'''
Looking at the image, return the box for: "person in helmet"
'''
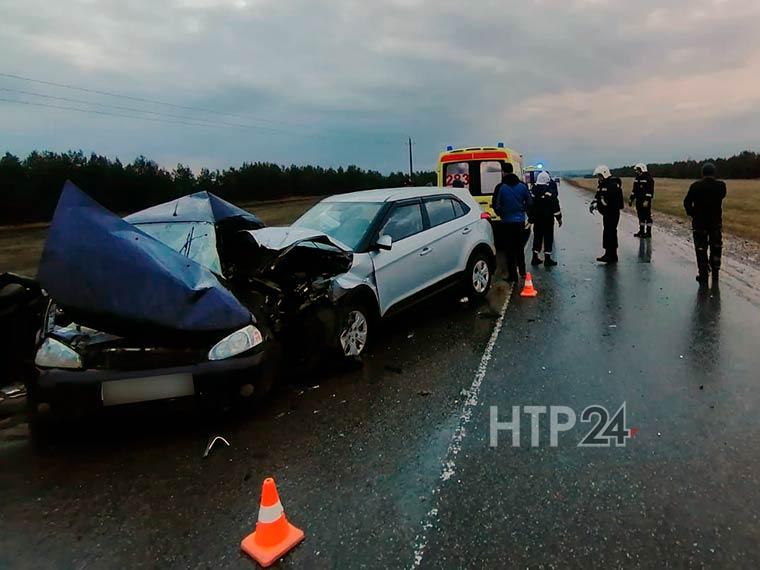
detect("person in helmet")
[492,162,532,282]
[630,163,655,238]
[684,162,727,285]
[529,171,562,267]
[592,165,624,263]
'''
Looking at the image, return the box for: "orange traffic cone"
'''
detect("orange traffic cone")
[520,272,538,297]
[241,478,305,567]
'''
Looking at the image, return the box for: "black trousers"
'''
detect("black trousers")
[635,201,652,225]
[602,211,620,251]
[501,222,530,278]
[532,217,555,254]
[693,226,722,275]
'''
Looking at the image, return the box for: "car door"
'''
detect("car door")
[370,199,436,314]
[421,195,472,281]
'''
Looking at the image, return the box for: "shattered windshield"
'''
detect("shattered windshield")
[292,202,383,251]
[134,222,222,275]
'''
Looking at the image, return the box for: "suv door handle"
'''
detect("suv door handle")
[462,227,472,235]
[419,247,432,256]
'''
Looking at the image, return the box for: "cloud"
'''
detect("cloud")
[0,0,758,171]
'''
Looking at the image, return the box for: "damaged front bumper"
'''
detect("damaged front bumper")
[29,342,281,420]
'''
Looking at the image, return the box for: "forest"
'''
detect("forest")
[0,150,436,224]
[611,150,760,179]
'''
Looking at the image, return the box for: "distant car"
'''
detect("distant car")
[30,183,494,424]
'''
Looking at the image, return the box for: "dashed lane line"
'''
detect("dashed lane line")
[410,284,514,568]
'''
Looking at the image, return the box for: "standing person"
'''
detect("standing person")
[684,163,726,285]
[492,162,532,282]
[630,163,655,238]
[530,171,563,267]
[591,165,624,263]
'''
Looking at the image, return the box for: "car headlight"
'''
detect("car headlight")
[208,325,263,361]
[35,337,83,369]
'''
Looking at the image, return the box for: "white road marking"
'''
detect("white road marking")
[410,285,513,568]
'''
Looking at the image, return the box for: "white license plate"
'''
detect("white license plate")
[101,373,195,407]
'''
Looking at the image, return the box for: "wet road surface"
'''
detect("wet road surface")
[1,186,759,568]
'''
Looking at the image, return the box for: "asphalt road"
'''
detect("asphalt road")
[1,185,759,569]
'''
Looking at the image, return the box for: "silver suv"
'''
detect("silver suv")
[280,186,496,357]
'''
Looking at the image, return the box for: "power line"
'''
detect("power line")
[0,87,300,135]
[0,95,405,146]
[0,97,243,129]
[0,71,402,140]
[0,71,292,127]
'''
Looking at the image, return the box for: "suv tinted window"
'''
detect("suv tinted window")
[452,199,468,218]
[425,197,457,227]
[379,203,424,241]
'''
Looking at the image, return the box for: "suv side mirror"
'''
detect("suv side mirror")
[375,235,393,251]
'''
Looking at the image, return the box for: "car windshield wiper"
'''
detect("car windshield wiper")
[179,225,208,258]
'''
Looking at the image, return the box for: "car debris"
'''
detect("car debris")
[1,383,26,399]
[203,435,230,457]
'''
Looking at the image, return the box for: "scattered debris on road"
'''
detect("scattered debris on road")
[203,435,230,458]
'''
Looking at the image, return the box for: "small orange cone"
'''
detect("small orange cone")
[520,272,538,297]
[241,478,304,567]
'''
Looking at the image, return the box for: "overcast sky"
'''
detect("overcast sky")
[2,0,759,173]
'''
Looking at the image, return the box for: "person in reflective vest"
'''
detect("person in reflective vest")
[529,171,562,267]
[630,163,655,238]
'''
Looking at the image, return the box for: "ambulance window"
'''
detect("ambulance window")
[444,162,470,188]
[480,162,503,195]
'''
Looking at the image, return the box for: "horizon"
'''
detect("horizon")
[4,147,756,178]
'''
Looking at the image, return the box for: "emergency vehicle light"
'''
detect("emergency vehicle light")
[497,142,504,148]
[446,145,453,151]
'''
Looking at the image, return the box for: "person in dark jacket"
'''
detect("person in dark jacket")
[492,162,532,282]
[630,163,655,238]
[591,165,624,263]
[530,171,563,267]
[684,162,727,285]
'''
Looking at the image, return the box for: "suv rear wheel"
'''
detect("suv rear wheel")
[465,251,493,299]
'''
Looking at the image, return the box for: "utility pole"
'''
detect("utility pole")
[407,137,414,184]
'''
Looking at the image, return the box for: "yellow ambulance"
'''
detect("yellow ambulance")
[436,143,524,220]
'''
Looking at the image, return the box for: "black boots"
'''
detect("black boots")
[531,252,557,266]
[597,250,618,263]
[634,225,645,238]
[645,225,652,238]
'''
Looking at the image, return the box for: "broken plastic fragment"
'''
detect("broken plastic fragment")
[203,435,230,457]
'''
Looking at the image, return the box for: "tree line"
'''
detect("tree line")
[611,150,760,179]
[0,150,436,225]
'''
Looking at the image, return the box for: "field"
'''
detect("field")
[566,178,760,243]
[0,195,320,276]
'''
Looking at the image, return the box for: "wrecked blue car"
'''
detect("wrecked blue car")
[30,182,354,422]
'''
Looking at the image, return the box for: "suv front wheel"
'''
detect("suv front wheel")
[337,301,371,358]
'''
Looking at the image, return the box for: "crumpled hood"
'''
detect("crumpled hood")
[246,227,351,252]
[38,181,253,336]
